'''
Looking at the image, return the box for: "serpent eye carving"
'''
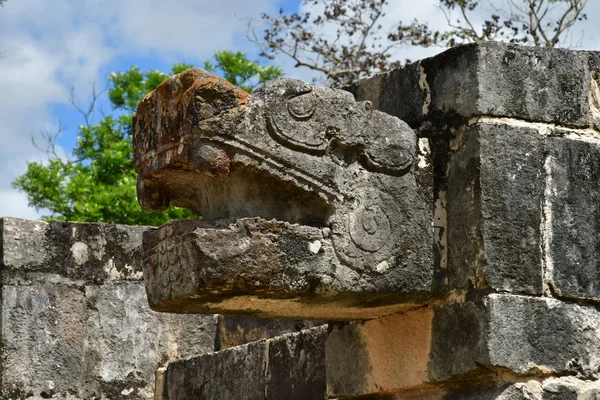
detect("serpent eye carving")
[266,81,329,153]
[287,92,317,120]
[349,205,391,253]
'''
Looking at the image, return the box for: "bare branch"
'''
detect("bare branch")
[68,81,109,128]
[31,119,69,161]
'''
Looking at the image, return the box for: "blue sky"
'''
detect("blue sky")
[1,0,599,220]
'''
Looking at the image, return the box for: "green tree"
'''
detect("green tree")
[13,51,282,225]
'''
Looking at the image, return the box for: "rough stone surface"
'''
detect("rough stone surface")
[440,378,600,400]
[545,135,600,300]
[216,315,324,349]
[446,122,545,294]
[134,69,433,319]
[0,218,218,399]
[1,284,86,398]
[348,42,591,128]
[1,217,147,284]
[430,294,600,381]
[326,307,433,398]
[161,326,327,400]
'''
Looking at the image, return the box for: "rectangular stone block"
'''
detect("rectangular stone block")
[430,294,600,381]
[447,122,545,294]
[326,307,433,398]
[0,217,149,284]
[216,315,324,350]
[545,135,600,301]
[440,378,600,400]
[349,42,591,128]
[1,284,86,398]
[161,326,327,400]
[82,282,217,398]
[143,218,433,320]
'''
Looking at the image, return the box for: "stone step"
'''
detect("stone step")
[156,325,327,400]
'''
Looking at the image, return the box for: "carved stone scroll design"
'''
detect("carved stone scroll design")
[134,68,431,303]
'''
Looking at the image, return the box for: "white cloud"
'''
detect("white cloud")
[0,191,45,220]
[0,0,280,220]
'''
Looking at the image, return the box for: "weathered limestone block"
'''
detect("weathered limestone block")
[431,294,600,381]
[134,69,433,319]
[545,135,600,300]
[348,42,592,128]
[441,377,600,400]
[159,326,327,400]
[446,122,545,294]
[216,315,324,349]
[1,284,86,398]
[325,294,600,398]
[0,217,218,399]
[1,217,146,284]
[327,307,433,398]
[82,282,217,398]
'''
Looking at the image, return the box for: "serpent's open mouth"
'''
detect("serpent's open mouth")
[146,161,334,228]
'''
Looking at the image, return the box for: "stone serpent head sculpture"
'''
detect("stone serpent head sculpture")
[134,69,431,318]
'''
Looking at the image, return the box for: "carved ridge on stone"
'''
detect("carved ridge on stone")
[133,68,432,318]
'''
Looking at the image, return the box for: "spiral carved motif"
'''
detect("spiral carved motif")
[349,205,391,253]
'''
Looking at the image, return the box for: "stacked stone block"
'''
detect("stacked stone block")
[0,218,218,399]
[136,42,600,399]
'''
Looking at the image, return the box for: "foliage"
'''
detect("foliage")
[204,50,283,92]
[253,0,588,86]
[13,52,281,225]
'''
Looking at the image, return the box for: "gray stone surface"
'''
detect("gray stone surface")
[161,326,327,400]
[1,284,86,398]
[348,42,591,128]
[446,122,545,294]
[546,135,600,300]
[0,218,218,399]
[430,294,600,381]
[216,315,324,349]
[440,378,600,400]
[134,69,434,319]
[1,217,148,284]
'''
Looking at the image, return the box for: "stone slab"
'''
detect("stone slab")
[160,326,327,400]
[348,42,591,128]
[446,122,545,294]
[142,218,432,320]
[1,217,149,284]
[326,307,433,398]
[440,377,600,400]
[545,135,600,301]
[431,294,600,381]
[216,315,324,349]
[0,284,86,399]
[81,282,217,398]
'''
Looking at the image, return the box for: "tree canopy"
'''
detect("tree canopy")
[13,52,282,225]
[252,0,588,86]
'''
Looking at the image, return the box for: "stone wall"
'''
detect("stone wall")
[4,41,600,400]
[0,218,217,399]
[147,42,600,399]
